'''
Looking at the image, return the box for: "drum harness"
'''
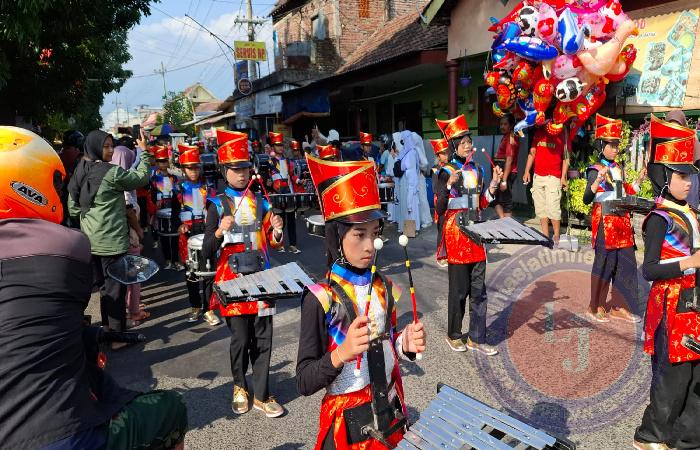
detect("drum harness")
[327,273,407,446]
[218,192,265,275]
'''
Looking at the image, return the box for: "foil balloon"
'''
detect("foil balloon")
[546,122,564,135]
[517,5,539,37]
[577,19,638,76]
[553,102,576,124]
[599,0,630,36]
[499,36,559,61]
[492,102,505,118]
[512,61,542,89]
[488,1,524,33]
[485,71,501,87]
[493,52,521,71]
[536,3,559,45]
[568,0,607,14]
[605,44,637,82]
[514,96,538,135]
[552,54,582,79]
[492,22,521,50]
[496,76,516,109]
[558,8,590,55]
[533,78,554,114]
[555,77,587,102]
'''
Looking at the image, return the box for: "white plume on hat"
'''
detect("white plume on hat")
[327,129,340,141]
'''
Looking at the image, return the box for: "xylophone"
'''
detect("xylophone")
[457,217,553,247]
[397,384,576,450]
[213,262,314,306]
[602,196,656,215]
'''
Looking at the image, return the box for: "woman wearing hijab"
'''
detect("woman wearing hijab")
[110,145,150,325]
[412,132,433,230]
[394,130,424,234]
[68,130,151,338]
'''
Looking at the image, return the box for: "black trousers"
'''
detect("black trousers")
[447,261,488,342]
[91,253,127,332]
[285,211,297,247]
[225,315,273,401]
[186,276,211,310]
[159,235,179,263]
[590,227,638,312]
[635,318,700,449]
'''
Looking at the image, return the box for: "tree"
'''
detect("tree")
[0,0,155,132]
[161,91,195,136]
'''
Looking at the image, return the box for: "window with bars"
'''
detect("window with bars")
[358,0,369,18]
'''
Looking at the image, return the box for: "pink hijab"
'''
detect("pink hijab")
[111,145,135,170]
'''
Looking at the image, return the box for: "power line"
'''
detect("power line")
[126,53,227,78]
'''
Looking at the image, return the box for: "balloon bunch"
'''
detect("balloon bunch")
[485,0,639,136]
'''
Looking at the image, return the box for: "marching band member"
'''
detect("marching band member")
[176,144,220,326]
[583,114,645,323]
[430,138,449,267]
[318,144,340,162]
[149,145,182,269]
[296,155,426,449]
[435,115,502,356]
[634,115,700,450]
[203,130,285,418]
[269,131,300,254]
[359,131,375,161]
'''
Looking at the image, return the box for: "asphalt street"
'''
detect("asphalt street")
[90,211,652,450]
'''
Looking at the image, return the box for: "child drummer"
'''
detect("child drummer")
[203,130,286,418]
[582,114,646,323]
[296,155,426,449]
[149,145,182,270]
[176,143,220,326]
[634,115,700,450]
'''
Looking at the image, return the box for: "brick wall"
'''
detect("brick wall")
[273,0,417,74]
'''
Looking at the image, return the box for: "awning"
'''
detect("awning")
[282,111,330,125]
[193,111,236,126]
[181,111,223,126]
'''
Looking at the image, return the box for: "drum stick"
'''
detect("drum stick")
[398,234,422,361]
[481,148,496,168]
[253,174,272,203]
[463,147,476,165]
[355,237,384,377]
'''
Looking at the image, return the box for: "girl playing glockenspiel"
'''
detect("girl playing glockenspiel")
[296,155,425,449]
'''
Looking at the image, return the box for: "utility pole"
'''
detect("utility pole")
[234,0,266,81]
[154,62,167,98]
[112,98,122,127]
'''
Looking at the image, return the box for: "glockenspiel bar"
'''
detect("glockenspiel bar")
[418,407,493,450]
[425,402,519,450]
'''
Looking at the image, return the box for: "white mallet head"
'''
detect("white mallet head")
[353,368,361,377]
[416,353,423,361]
[481,148,486,152]
[398,234,409,247]
[373,237,384,251]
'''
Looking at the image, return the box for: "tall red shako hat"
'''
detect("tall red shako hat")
[153,145,169,161]
[217,129,251,168]
[306,154,384,224]
[359,132,373,145]
[649,114,698,174]
[178,143,201,166]
[317,144,339,160]
[435,114,470,140]
[594,114,622,141]
[268,131,284,145]
[430,138,449,154]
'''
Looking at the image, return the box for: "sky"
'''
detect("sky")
[100,0,277,121]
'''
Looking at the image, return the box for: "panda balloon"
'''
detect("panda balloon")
[555,77,586,102]
[517,6,538,37]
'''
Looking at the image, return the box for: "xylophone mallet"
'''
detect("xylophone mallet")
[355,237,384,377]
[480,148,497,168]
[398,234,422,361]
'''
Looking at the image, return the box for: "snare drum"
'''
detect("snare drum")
[306,214,325,238]
[378,182,395,204]
[186,234,215,278]
[156,208,178,236]
[269,194,291,215]
[179,211,205,235]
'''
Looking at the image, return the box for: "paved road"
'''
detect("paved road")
[91,213,651,450]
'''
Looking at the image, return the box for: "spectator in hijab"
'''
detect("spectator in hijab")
[110,146,150,326]
[395,130,430,233]
[412,132,433,229]
[68,131,151,337]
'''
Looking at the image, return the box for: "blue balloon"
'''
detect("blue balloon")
[558,8,589,55]
[498,37,558,61]
[514,95,538,134]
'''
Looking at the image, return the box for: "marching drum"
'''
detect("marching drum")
[269,193,293,215]
[179,211,205,235]
[306,214,325,238]
[185,234,215,278]
[294,192,315,212]
[156,208,179,236]
[200,153,218,179]
[378,182,395,204]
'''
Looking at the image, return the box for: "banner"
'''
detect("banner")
[234,61,248,83]
[234,41,267,61]
[626,9,699,107]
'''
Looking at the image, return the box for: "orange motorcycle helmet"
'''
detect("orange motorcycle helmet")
[0,126,66,224]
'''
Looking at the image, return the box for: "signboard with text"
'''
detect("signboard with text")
[234,41,267,61]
